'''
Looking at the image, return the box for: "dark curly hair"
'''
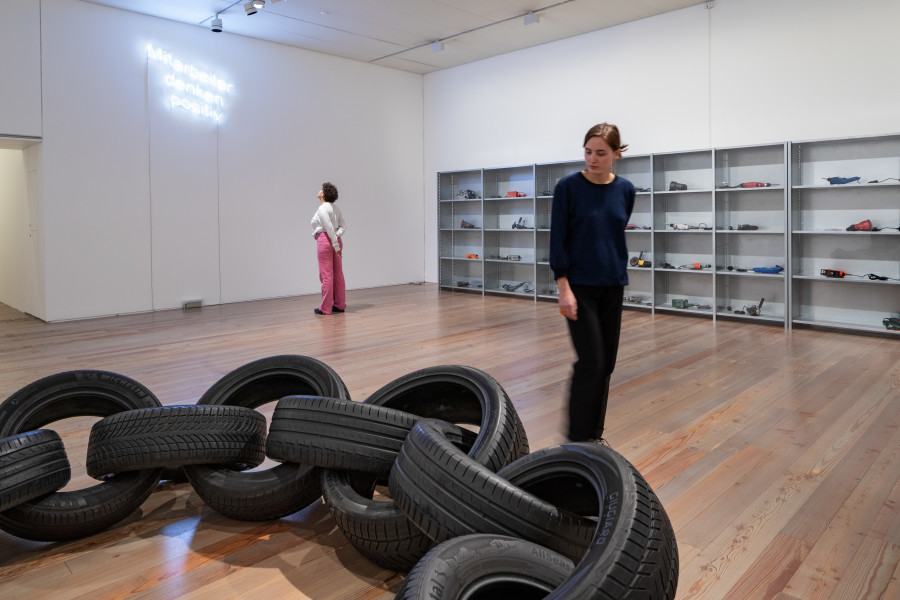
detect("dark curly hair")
[321,182,339,203]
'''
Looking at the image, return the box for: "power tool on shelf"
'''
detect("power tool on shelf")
[753,265,784,274]
[629,251,652,268]
[732,298,765,315]
[821,269,897,281]
[746,298,765,316]
[823,176,861,185]
[669,223,712,230]
[845,219,900,231]
[718,182,776,188]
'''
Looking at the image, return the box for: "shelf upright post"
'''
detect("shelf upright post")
[652,156,657,316]
[781,142,791,329]
[710,149,718,324]
[531,164,537,301]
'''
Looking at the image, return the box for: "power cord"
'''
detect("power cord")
[822,269,899,281]
[850,273,899,281]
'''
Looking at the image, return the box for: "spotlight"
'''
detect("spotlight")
[211,17,223,32]
[244,2,257,15]
[524,12,540,25]
[252,0,266,8]
[431,41,444,52]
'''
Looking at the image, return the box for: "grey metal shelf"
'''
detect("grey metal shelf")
[438,134,899,335]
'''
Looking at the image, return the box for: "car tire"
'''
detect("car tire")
[320,365,528,571]
[495,441,679,600]
[184,355,350,521]
[389,419,596,561]
[266,396,475,480]
[86,405,266,479]
[0,430,71,513]
[394,534,574,599]
[0,370,163,541]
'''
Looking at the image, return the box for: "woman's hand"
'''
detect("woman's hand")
[556,277,577,321]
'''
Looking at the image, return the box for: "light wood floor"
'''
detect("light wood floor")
[0,283,898,599]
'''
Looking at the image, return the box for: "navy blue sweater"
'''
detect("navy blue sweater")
[549,171,635,286]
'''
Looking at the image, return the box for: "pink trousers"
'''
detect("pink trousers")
[316,233,345,314]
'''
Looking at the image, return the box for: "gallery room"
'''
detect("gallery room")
[0,0,897,598]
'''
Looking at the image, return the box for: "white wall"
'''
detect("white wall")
[5,0,898,319]
[709,0,900,146]
[32,0,424,321]
[422,0,900,282]
[0,1,41,138]
[0,150,28,312]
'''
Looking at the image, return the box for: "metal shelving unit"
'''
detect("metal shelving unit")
[437,133,900,336]
[438,170,483,292]
[713,143,789,326]
[789,134,900,335]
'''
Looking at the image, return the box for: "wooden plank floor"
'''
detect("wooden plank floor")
[0,283,898,599]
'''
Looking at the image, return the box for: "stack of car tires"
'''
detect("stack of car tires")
[0,355,678,599]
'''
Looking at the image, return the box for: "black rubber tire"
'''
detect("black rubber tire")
[360,364,529,471]
[390,419,595,561]
[0,430,71,513]
[0,370,163,541]
[183,355,350,521]
[495,442,679,600]
[86,405,267,479]
[195,354,351,408]
[394,534,575,600]
[266,396,475,480]
[320,365,529,571]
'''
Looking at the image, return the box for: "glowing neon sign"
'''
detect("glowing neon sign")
[147,44,233,122]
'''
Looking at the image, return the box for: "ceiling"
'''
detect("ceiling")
[83,0,709,74]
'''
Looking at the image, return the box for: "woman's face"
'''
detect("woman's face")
[317,189,324,201]
[584,136,618,175]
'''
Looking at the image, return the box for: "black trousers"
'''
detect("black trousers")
[565,285,624,441]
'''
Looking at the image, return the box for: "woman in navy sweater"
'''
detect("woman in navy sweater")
[549,123,635,443]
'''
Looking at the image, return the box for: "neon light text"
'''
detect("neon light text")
[147,44,232,122]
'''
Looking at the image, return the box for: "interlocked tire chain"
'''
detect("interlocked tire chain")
[0,357,678,599]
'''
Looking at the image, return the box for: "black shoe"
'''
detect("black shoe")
[314,308,327,315]
[332,306,345,313]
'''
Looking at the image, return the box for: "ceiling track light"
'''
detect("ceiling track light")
[373,0,574,63]
[243,2,258,15]
[211,15,223,32]
[252,0,266,8]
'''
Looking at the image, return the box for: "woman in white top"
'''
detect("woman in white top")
[310,182,346,315]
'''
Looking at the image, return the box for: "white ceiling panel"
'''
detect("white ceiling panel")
[82,0,709,73]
